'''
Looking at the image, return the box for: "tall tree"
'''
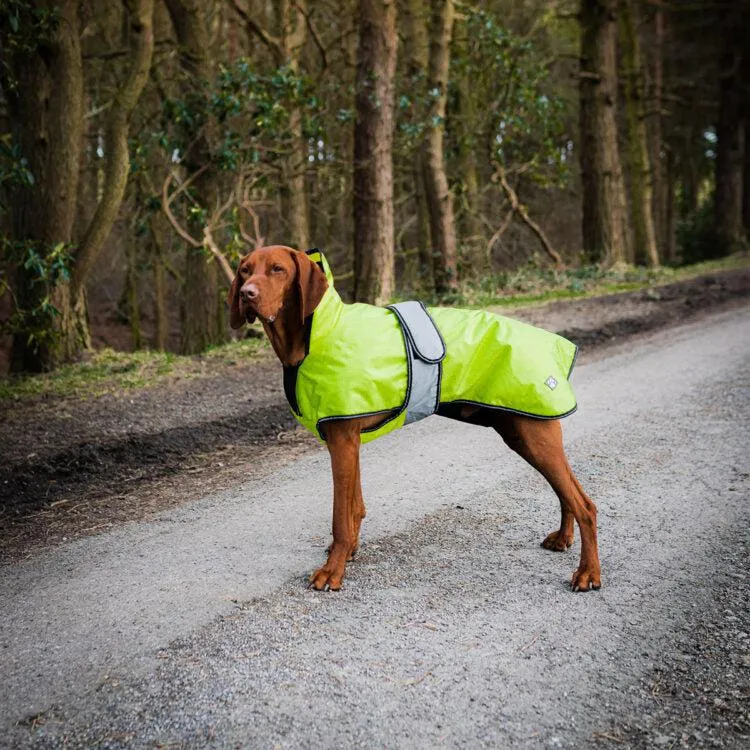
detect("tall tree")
[620,0,658,266]
[579,0,629,266]
[650,7,666,255]
[400,0,433,289]
[4,0,154,371]
[422,0,458,291]
[452,18,482,269]
[353,0,398,304]
[713,6,745,254]
[232,0,310,249]
[163,0,226,354]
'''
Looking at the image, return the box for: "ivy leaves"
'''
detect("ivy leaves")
[453,7,570,187]
[152,61,322,177]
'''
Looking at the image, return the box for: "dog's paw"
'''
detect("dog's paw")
[570,566,601,592]
[541,529,574,551]
[308,564,344,591]
[309,545,349,591]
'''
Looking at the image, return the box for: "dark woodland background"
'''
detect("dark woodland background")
[1,0,748,374]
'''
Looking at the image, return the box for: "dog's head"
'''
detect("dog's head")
[228,245,328,330]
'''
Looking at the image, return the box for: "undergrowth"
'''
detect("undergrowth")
[0,335,268,402]
[0,253,746,404]
[426,253,749,309]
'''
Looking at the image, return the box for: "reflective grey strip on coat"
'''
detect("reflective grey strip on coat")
[386,301,446,425]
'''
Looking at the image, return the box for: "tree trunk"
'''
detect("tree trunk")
[164,0,227,353]
[620,0,658,266]
[665,146,677,263]
[353,0,398,304]
[281,106,310,249]
[422,0,458,291]
[715,66,745,253]
[454,19,482,270]
[650,8,665,251]
[235,0,310,248]
[270,0,309,249]
[714,11,745,254]
[124,239,143,350]
[8,0,84,372]
[400,0,434,290]
[71,0,155,298]
[579,0,629,266]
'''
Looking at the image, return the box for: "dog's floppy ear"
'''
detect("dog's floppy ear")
[228,270,254,329]
[290,250,328,323]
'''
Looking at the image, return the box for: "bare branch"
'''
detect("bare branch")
[161,171,202,248]
[203,226,236,285]
[496,168,563,268]
[237,180,268,249]
[486,209,514,262]
[230,0,283,63]
[298,2,327,69]
[287,0,308,54]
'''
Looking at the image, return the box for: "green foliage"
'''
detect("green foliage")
[151,60,322,176]
[0,122,74,353]
[0,0,60,94]
[452,6,571,187]
[413,254,749,309]
[133,59,324,263]
[0,134,34,188]
[0,239,74,352]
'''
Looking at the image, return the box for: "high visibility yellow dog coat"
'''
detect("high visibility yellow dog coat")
[284,250,578,443]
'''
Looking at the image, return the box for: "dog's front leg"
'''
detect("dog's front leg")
[309,420,361,591]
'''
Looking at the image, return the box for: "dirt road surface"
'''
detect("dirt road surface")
[2,304,750,748]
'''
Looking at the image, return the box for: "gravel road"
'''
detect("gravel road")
[2,305,749,748]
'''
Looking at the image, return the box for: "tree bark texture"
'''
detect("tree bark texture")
[8,0,84,371]
[72,0,155,298]
[353,0,398,305]
[453,19,482,269]
[422,0,458,291]
[164,0,226,353]
[665,146,677,262]
[579,0,629,266]
[714,55,745,252]
[234,0,310,249]
[122,232,143,350]
[277,1,309,250]
[650,8,665,251]
[714,8,746,253]
[151,213,169,351]
[620,0,658,266]
[400,0,433,290]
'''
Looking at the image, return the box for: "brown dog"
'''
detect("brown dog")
[228,245,601,592]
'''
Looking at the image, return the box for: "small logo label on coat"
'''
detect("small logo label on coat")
[545,376,558,390]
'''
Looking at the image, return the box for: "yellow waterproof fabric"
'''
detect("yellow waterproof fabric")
[290,252,577,443]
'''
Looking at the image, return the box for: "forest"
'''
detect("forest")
[0,0,748,374]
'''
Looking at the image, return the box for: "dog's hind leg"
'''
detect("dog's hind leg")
[494,414,601,591]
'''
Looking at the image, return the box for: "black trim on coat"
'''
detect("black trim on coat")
[315,307,413,442]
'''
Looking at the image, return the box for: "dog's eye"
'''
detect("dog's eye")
[271,265,285,274]
[240,267,250,277]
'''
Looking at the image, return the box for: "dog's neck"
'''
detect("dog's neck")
[262,295,307,367]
